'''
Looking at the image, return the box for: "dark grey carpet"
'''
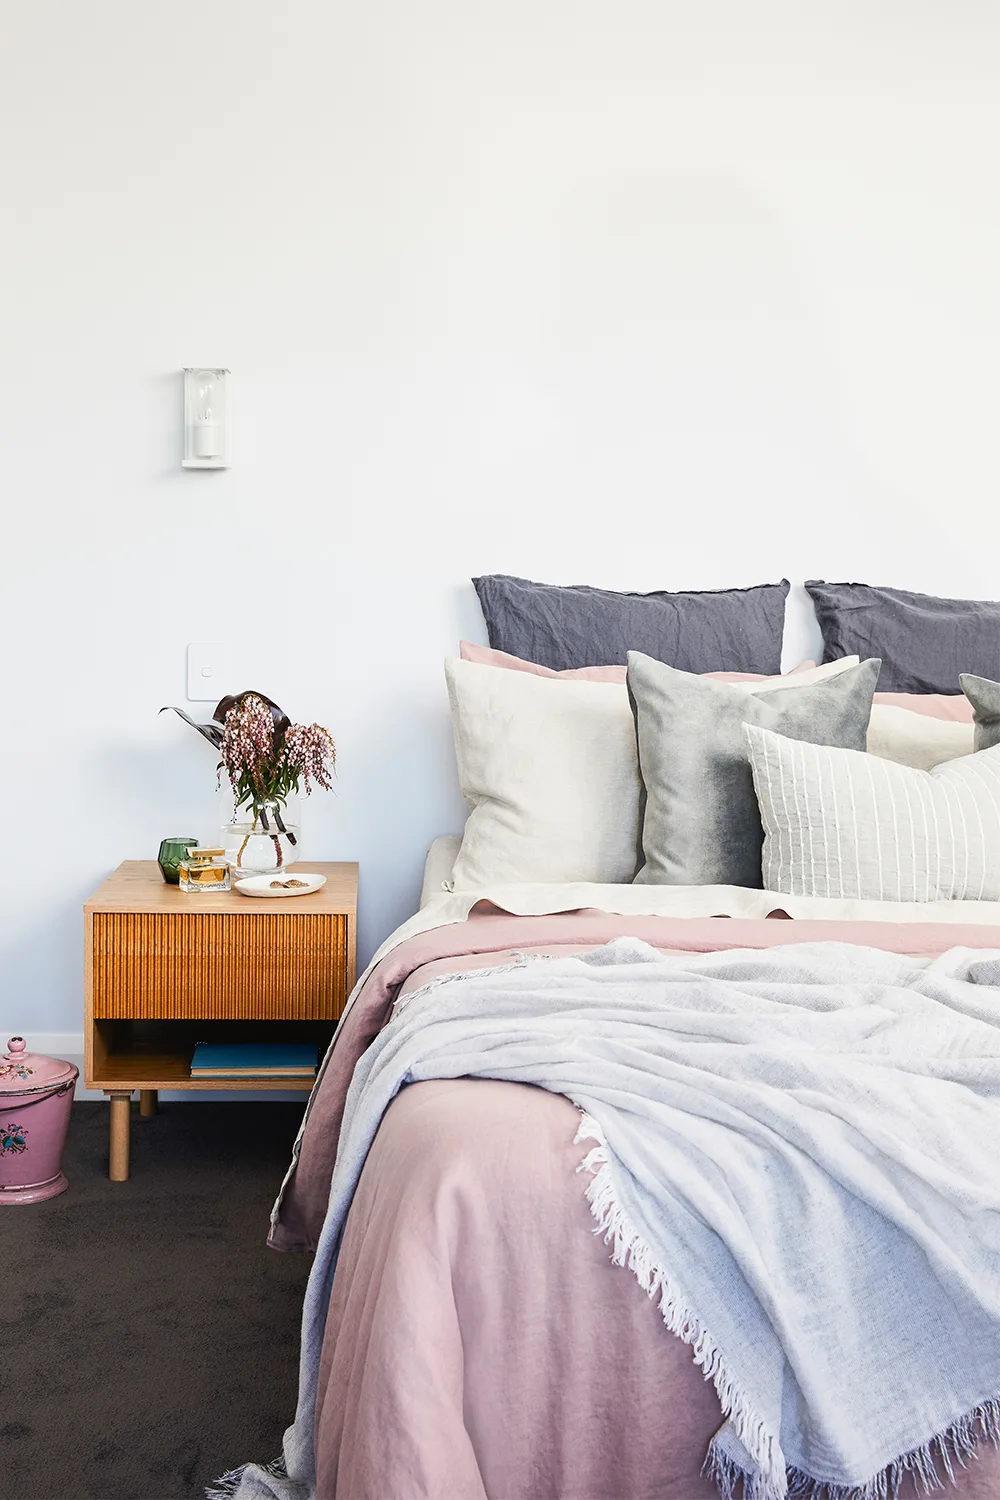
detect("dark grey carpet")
[3,1101,311,1500]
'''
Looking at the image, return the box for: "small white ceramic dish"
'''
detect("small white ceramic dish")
[234,872,327,899]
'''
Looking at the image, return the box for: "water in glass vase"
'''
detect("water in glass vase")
[222,801,300,877]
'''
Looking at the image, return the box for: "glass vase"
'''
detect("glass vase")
[221,800,300,878]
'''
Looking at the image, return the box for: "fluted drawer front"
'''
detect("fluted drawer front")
[92,912,349,1019]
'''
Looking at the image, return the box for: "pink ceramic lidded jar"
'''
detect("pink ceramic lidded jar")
[0,1036,78,1203]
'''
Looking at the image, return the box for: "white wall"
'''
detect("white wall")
[3,1,1000,1038]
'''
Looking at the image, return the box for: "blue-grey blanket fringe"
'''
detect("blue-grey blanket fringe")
[786,1396,997,1500]
[709,1411,1000,1500]
[206,1455,287,1500]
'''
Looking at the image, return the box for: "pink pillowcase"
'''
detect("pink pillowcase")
[459,642,976,720]
[458,641,816,686]
[872,692,973,722]
[459,641,627,681]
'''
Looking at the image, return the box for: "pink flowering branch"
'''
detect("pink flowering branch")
[161,689,336,839]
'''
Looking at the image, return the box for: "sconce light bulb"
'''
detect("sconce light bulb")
[191,370,222,458]
[195,376,215,425]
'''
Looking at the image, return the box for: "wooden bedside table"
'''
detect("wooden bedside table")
[84,860,357,1181]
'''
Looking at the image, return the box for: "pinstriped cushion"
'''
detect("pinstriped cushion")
[745,723,1000,902]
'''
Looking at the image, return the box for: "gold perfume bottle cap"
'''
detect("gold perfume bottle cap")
[186,847,226,864]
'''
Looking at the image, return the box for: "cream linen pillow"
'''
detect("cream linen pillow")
[445,658,641,888]
[866,704,974,771]
[445,655,864,891]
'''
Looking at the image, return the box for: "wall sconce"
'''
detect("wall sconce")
[182,368,229,468]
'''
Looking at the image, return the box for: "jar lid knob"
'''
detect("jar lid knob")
[6,1036,26,1059]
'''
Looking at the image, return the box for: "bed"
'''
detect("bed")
[221,883,1000,1500]
[217,580,1000,1500]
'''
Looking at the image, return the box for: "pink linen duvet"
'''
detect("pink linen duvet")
[270,909,1000,1500]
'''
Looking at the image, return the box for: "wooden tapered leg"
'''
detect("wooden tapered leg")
[139,1089,158,1118]
[108,1092,132,1181]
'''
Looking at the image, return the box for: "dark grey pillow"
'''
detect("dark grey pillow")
[628,652,882,888]
[473,575,789,674]
[806,580,1000,695]
[960,674,1000,751]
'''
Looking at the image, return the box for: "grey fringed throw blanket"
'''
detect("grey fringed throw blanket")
[220,939,1000,1500]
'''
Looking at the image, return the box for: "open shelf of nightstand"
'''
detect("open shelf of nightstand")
[90,1018,336,1092]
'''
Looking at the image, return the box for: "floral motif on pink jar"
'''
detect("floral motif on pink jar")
[0,1060,34,1082]
[1,1123,28,1154]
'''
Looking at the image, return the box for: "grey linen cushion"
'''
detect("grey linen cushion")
[746,723,1000,902]
[961,674,1000,751]
[806,579,1000,695]
[628,652,881,888]
[473,575,789,674]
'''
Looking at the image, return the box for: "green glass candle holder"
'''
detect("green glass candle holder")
[158,837,199,885]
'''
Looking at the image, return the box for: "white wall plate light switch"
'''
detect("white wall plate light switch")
[187,642,230,703]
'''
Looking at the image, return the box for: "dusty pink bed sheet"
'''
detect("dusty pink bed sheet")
[273,909,1000,1499]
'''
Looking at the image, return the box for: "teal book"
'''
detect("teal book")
[190,1042,318,1078]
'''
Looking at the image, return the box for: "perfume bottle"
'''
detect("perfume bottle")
[178,847,231,893]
